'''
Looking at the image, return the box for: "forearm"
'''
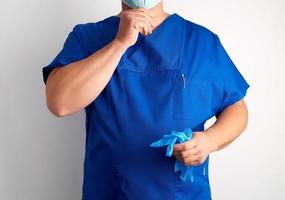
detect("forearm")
[204,99,249,152]
[46,39,129,117]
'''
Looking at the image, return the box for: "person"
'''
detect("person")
[42,0,250,199]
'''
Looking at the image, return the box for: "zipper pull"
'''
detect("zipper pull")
[181,73,186,88]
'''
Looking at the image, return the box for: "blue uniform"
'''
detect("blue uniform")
[42,13,250,200]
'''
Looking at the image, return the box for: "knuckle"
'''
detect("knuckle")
[146,19,151,27]
[196,148,202,154]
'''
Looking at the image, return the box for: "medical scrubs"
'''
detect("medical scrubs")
[42,13,250,200]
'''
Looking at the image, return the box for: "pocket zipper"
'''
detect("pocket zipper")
[181,73,186,88]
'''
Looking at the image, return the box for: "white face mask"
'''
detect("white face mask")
[121,0,161,9]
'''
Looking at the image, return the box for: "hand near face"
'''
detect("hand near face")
[115,8,155,48]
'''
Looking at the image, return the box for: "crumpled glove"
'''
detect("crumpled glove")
[149,128,197,182]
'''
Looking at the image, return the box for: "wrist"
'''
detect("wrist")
[111,38,130,52]
[204,128,219,153]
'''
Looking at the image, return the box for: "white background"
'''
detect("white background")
[1,0,284,199]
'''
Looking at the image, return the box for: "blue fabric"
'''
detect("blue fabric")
[150,128,205,182]
[42,13,250,200]
[42,25,88,84]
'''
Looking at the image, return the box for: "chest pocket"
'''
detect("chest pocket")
[173,73,211,120]
[117,63,180,122]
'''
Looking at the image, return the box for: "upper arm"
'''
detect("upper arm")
[45,67,61,85]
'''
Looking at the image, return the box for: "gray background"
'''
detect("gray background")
[1,0,284,199]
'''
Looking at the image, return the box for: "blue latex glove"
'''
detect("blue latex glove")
[149,128,196,182]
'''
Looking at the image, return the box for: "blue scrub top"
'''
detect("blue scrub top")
[42,13,250,200]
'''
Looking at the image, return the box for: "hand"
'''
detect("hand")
[173,131,217,166]
[114,8,155,48]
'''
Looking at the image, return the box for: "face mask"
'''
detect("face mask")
[121,0,161,9]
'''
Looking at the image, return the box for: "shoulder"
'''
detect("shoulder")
[180,17,226,58]
[72,15,116,36]
[68,16,118,52]
[182,18,220,45]
[71,20,106,37]
[66,16,117,55]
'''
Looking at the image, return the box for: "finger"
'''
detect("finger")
[184,154,203,165]
[180,147,200,159]
[141,14,154,32]
[130,9,154,31]
[131,19,145,35]
[127,12,149,35]
[132,9,154,27]
[186,159,203,166]
[173,139,198,151]
[134,16,152,34]
[173,146,199,158]
[135,20,149,35]
[140,11,155,29]
[131,13,153,34]
[174,152,200,166]
[173,152,183,162]
[186,153,201,161]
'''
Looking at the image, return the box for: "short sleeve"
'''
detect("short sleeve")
[214,35,250,117]
[42,25,87,84]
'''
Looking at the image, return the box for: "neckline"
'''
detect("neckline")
[109,12,179,38]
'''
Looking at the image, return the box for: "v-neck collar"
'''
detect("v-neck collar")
[105,13,186,72]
